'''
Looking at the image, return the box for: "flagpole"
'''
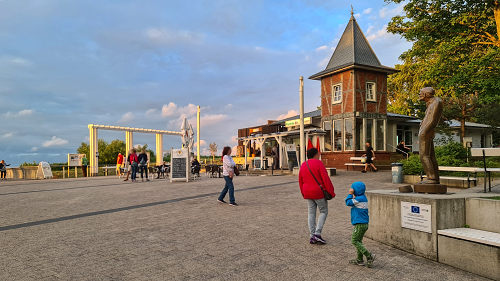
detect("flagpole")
[299,76,305,165]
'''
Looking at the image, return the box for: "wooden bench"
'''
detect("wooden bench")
[471,148,500,192]
[345,157,370,170]
[438,166,478,188]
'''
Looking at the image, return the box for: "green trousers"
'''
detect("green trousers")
[351,223,371,261]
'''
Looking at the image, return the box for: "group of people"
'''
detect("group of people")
[217,146,375,267]
[116,149,150,182]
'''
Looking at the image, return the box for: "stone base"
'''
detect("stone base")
[413,184,447,194]
[399,185,414,193]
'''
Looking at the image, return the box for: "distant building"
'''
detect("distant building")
[237,14,494,169]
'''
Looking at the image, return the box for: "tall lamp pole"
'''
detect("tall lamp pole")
[299,76,305,165]
[197,105,201,162]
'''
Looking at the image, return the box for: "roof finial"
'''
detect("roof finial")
[350,5,354,17]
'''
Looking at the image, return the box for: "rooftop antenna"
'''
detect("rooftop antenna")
[351,5,354,17]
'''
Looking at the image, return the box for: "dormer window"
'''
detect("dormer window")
[332,84,342,104]
[366,82,376,102]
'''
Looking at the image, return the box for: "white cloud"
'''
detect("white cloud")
[42,136,68,147]
[4,109,33,118]
[0,56,33,67]
[379,4,404,19]
[31,147,39,152]
[194,139,207,148]
[144,27,203,46]
[366,25,390,41]
[1,132,13,138]
[276,110,298,120]
[119,112,134,123]
[315,45,328,52]
[145,108,158,117]
[161,102,178,117]
[201,114,228,126]
[363,8,373,15]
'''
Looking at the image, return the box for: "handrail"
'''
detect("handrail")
[386,143,409,159]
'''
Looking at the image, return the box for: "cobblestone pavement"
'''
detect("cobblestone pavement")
[0,171,492,280]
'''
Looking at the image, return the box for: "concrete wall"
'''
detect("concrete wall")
[438,235,500,281]
[5,167,38,180]
[466,198,500,233]
[366,191,466,261]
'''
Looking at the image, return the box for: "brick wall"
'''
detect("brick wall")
[321,151,392,170]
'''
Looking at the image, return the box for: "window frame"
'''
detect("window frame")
[366,82,376,102]
[332,83,342,104]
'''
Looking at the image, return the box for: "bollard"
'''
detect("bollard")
[63,166,65,179]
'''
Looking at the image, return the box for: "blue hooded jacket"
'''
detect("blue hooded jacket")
[345,181,369,225]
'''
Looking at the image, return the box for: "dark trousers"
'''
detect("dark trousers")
[0,171,6,179]
[218,176,235,203]
[140,165,148,179]
[82,165,87,177]
[131,164,138,180]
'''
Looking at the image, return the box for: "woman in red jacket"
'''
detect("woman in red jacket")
[299,148,335,244]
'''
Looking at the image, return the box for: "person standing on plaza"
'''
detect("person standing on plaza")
[116,152,124,177]
[217,146,238,206]
[0,160,10,180]
[128,149,138,182]
[123,149,132,181]
[345,181,375,267]
[81,155,89,177]
[361,142,378,173]
[138,149,149,182]
[299,148,335,244]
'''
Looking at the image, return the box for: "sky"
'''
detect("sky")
[0,0,411,166]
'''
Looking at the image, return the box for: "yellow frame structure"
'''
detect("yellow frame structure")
[88,124,183,176]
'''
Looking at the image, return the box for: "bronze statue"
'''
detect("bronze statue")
[418,87,443,184]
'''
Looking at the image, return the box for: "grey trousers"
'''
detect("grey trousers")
[307,198,328,236]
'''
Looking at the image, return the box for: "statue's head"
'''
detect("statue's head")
[419,87,435,101]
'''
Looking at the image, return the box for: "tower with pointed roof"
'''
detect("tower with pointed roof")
[309,14,397,166]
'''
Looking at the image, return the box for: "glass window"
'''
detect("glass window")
[366,82,376,101]
[333,84,342,103]
[366,119,373,147]
[334,119,342,151]
[345,119,353,150]
[323,121,332,152]
[376,119,385,150]
[356,118,363,150]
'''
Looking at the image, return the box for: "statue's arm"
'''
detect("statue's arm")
[419,100,443,136]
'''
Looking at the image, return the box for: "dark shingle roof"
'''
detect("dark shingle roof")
[309,15,396,80]
[271,109,322,125]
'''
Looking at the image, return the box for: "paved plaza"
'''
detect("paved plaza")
[0,171,495,280]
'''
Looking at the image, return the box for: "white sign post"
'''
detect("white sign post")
[401,202,432,233]
[68,154,85,167]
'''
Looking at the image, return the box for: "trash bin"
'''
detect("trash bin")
[391,163,404,184]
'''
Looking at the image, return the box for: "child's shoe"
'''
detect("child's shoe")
[309,236,317,244]
[349,259,364,266]
[366,254,376,268]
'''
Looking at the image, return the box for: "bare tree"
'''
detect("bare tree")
[209,142,218,163]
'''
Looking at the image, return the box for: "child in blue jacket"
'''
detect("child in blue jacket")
[345,181,375,267]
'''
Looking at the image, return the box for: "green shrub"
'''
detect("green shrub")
[401,154,423,175]
[435,142,468,161]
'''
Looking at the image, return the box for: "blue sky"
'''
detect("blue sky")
[0,0,411,165]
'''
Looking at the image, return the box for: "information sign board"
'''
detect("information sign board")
[401,202,432,233]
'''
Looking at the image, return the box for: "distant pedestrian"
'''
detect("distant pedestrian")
[217,146,238,206]
[128,149,138,182]
[116,153,124,177]
[345,181,375,268]
[0,160,10,179]
[81,156,89,177]
[138,149,149,181]
[123,149,133,181]
[361,142,378,173]
[272,145,279,170]
[299,148,335,244]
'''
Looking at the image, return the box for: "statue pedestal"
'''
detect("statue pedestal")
[413,184,447,194]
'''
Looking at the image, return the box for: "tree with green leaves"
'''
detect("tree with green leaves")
[386,0,500,143]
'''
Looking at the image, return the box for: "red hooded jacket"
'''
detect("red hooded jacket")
[299,159,335,200]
